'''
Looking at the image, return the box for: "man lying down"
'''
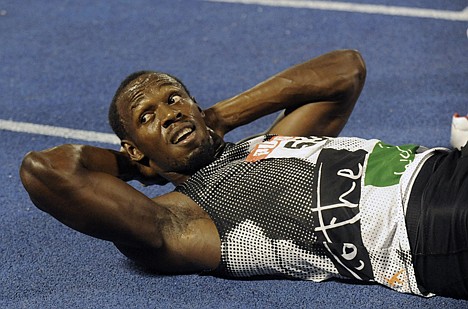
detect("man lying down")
[20,50,468,299]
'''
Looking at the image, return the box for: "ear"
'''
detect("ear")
[121,140,170,186]
[121,140,145,161]
[197,106,206,118]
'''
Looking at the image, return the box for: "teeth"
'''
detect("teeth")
[174,127,193,143]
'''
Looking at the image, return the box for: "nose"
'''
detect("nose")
[159,105,182,128]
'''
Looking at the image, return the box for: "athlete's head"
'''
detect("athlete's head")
[109,71,217,181]
[109,71,192,140]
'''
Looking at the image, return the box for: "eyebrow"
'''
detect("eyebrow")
[128,81,180,111]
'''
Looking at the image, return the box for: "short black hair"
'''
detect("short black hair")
[108,71,191,140]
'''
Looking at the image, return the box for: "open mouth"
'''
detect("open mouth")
[171,126,195,144]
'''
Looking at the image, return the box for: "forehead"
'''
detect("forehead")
[126,73,181,99]
[119,73,182,109]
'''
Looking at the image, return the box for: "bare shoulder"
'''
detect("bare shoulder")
[153,191,211,219]
[115,191,221,274]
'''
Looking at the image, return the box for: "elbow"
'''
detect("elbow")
[20,145,82,202]
[20,151,47,192]
[339,49,366,85]
[337,49,367,102]
[20,151,53,212]
[351,50,367,85]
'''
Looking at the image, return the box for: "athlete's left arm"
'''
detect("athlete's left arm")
[204,49,366,137]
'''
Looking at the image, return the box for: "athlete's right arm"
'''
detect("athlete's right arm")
[19,144,167,247]
[19,144,220,273]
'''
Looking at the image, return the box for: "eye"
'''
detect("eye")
[168,94,182,104]
[140,112,153,124]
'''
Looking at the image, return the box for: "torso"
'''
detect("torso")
[175,135,441,295]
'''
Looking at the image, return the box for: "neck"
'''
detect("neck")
[166,133,226,186]
[167,172,192,186]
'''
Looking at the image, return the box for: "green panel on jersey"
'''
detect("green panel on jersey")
[364,142,419,187]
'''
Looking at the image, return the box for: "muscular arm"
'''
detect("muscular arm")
[204,49,366,137]
[19,145,220,272]
[20,145,164,246]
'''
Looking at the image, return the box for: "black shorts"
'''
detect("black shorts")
[407,144,468,299]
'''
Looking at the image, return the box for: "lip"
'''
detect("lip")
[167,122,196,145]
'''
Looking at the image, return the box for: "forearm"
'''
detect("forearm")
[19,144,163,246]
[36,144,140,179]
[19,144,142,204]
[205,49,366,135]
[78,145,142,182]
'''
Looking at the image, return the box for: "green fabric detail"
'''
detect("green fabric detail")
[364,142,419,187]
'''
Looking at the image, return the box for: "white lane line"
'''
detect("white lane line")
[0,119,120,145]
[207,0,468,21]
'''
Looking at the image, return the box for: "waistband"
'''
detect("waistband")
[405,153,446,251]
